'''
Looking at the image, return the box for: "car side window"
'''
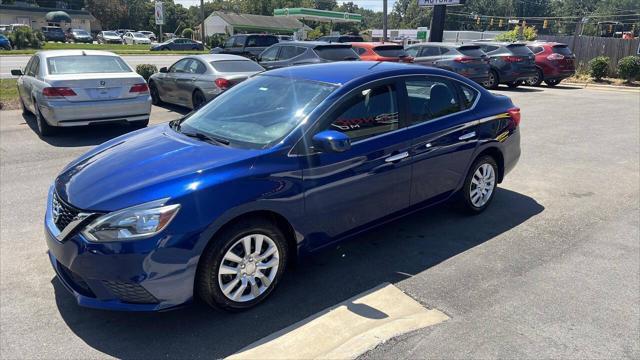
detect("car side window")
[405,47,419,57]
[354,47,367,55]
[328,84,399,142]
[23,57,35,76]
[260,46,279,61]
[233,36,246,48]
[224,37,235,48]
[420,47,440,57]
[26,57,39,77]
[187,60,206,74]
[459,84,479,109]
[404,77,461,124]
[439,47,453,54]
[170,59,192,73]
[278,46,304,60]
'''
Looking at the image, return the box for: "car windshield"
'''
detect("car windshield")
[73,30,89,36]
[210,60,264,72]
[103,31,118,36]
[47,55,132,74]
[48,28,63,33]
[179,75,336,148]
[133,33,147,38]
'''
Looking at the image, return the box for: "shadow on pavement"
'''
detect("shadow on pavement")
[497,86,543,93]
[53,188,544,359]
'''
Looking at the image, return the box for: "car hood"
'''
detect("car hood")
[55,124,261,212]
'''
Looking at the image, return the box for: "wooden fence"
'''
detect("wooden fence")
[538,35,640,74]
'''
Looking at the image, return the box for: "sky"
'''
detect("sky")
[173,0,396,12]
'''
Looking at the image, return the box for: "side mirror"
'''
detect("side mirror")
[159,67,168,73]
[11,69,23,76]
[312,130,351,153]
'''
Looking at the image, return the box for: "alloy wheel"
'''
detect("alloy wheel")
[217,234,280,303]
[469,163,496,208]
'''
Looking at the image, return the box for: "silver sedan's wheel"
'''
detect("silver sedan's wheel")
[218,234,280,303]
[470,163,496,208]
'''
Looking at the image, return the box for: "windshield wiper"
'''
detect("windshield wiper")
[182,131,230,146]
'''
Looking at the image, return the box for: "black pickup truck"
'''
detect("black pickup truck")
[210,34,279,60]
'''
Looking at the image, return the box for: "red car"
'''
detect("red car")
[525,42,576,87]
[350,42,414,63]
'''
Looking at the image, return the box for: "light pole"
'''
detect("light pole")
[200,0,205,44]
[382,0,387,42]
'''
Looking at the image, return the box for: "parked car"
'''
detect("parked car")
[150,37,204,51]
[116,29,135,37]
[41,26,66,42]
[43,61,521,312]
[149,54,264,109]
[138,30,157,42]
[525,42,576,87]
[350,42,413,63]
[0,34,11,50]
[471,41,538,89]
[123,32,152,45]
[65,28,93,43]
[277,35,293,41]
[406,43,490,85]
[210,34,279,60]
[11,50,151,136]
[97,31,123,44]
[316,34,364,43]
[258,41,359,70]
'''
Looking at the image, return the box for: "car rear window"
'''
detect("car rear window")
[373,45,406,57]
[47,55,132,74]
[553,45,573,56]
[210,60,264,72]
[506,44,533,56]
[314,46,359,61]
[458,46,485,57]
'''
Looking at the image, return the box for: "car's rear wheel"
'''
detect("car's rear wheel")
[197,218,288,311]
[460,155,498,214]
[545,79,561,87]
[507,80,522,88]
[34,101,56,137]
[149,82,162,105]
[525,69,544,86]
[192,90,206,110]
[483,70,499,89]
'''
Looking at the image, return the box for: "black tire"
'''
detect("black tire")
[34,101,56,137]
[197,217,288,311]
[459,155,499,214]
[483,69,499,89]
[525,69,544,86]
[507,80,522,88]
[545,79,561,87]
[192,90,206,110]
[149,81,162,105]
[130,119,149,128]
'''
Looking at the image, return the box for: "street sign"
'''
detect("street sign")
[418,0,466,6]
[155,2,164,25]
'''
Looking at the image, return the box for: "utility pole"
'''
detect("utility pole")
[428,5,446,42]
[382,0,388,42]
[200,0,206,44]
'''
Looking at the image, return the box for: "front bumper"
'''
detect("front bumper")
[39,95,151,127]
[44,188,197,311]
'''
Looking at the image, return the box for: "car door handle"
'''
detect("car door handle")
[459,131,476,141]
[385,151,409,163]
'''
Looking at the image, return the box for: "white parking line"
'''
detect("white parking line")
[227,283,449,360]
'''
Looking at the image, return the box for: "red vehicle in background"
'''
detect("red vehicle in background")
[350,42,414,63]
[525,42,576,87]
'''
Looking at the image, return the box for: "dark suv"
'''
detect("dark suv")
[472,41,538,89]
[525,42,576,87]
[257,42,359,70]
[41,26,66,42]
[406,43,490,84]
[211,34,279,60]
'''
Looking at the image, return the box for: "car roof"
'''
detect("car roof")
[190,54,252,62]
[263,61,457,85]
[36,50,120,58]
[274,41,350,48]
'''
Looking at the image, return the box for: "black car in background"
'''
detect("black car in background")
[257,41,359,70]
[471,41,538,89]
[316,35,364,43]
[406,43,490,85]
[65,28,93,43]
[211,34,279,60]
[151,37,204,51]
[41,26,66,42]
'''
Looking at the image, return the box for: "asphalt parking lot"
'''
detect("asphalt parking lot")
[0,85,638,359]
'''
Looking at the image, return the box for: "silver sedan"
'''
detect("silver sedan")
[148,54,264,110]
[12,50,151,137]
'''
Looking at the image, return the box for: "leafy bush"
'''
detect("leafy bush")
[205,34,226,48]
[135,64,157,81]
[8,27,42,49]
[588,56,610,80]
[617,56,640,82]
[494,25,537,42]
[181,28,193,39]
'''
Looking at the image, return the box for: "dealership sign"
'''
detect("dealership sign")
[418,0,466,6]
[155,2,164,25]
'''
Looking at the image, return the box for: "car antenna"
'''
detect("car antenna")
[368,61,383,70]
[82,50,86,56]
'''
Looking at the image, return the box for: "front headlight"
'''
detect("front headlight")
[82,198,180,242]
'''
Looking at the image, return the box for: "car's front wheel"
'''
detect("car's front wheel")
[460,155,498,214]
[483,69,499,89]
[507,80,522,88]
[545,79,561,87]
[525,69,544,86]
[197,218,288,311]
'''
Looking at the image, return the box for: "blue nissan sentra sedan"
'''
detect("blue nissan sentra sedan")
[45,62,521,312]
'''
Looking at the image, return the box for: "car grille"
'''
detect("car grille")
[102,281,159,304]
[52,192,80,231]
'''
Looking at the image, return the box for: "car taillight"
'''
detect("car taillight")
[42,87,76,98]
[454,56,474,63]
[507,107,521,127]
[129,83,149,93]
[546,53,565,61]
[215,78,231,90]
[502,56,523,63]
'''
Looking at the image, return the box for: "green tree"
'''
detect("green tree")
[86,0,128,30]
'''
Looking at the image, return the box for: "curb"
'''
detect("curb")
[562,81,640,91]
